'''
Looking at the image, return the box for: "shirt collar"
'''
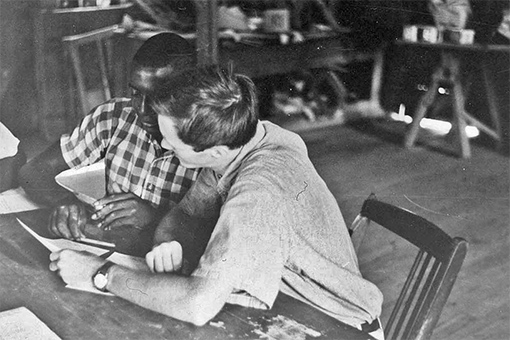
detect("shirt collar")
[216,121,265,184]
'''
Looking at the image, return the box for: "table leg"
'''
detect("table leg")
[451,75,471,158]
[481,60,503,150]
[404,68,441,148]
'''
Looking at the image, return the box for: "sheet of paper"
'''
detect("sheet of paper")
[0,306,61,340]
[16,218,148,295]
[55,162,106,205]
[0,187,45,214]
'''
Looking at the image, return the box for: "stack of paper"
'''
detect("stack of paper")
[0,307,61,340]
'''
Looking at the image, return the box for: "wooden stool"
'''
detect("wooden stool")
[404,50,502,158]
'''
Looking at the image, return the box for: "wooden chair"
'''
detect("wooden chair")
[62,25,119,124]
[351,195,468,340]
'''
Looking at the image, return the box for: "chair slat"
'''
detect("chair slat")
[403,256,441,339]
[395,252,431,339]
[355,196,468,340]
[386,251,424,335]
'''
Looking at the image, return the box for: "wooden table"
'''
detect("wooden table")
[0,210,374,340]
[397,40,510,158]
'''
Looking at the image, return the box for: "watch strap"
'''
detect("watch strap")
[94,261,115,292]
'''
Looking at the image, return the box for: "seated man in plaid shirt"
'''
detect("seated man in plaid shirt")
[19,33,200,248]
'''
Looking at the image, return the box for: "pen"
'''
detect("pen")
[99,249,115,259]
[79,237,116,249]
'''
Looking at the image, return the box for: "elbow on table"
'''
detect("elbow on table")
[185,294,225,327]
[156,299,221,326]
[17,164,41,201]
[163,285,227,327]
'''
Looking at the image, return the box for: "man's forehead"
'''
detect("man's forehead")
[130,65,177,93]
[135,65,175,80]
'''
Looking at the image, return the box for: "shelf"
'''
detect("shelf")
[51,3,132,14]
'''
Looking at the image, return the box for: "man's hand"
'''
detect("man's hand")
[92,182,159,231]
[145,241,183,273]
[49,249,106,289]
[49,203,88,240]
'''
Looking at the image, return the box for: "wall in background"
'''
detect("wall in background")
[0,0,40,136]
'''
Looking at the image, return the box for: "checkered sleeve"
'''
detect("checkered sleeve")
[60,99,129,168]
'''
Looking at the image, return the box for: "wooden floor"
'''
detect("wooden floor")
[300,119,509,340]
[18,118,509,340]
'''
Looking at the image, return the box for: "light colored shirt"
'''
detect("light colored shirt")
[188,120,383,327]
[60,98,200,208]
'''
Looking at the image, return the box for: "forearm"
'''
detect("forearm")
[154,206,216,270]
[19,161,73,205]
[154,205,192,244]
[107,265,230,325]
[18,141,73,205]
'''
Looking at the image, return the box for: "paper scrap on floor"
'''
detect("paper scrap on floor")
[0,187,45,214]
[16,218,148,295]
[0,306,61,340]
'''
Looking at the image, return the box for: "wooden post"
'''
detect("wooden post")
[194,0,218,66]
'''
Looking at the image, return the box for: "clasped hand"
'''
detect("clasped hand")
[145,241,183,273]
[49,182,157,240]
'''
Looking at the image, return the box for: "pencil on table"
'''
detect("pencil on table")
[79,237,115,248]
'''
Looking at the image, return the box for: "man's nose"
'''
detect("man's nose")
[137,95,147,115]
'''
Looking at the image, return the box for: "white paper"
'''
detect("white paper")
[16,218,149,295]
[0,122,19,160]
[0,187,45,214]
[0,306,61,340]
[55,161,106,205]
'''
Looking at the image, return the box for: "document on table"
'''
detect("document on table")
[55,161,106,205]
[0,306,61,340]
[0,187,44,214]
[16,218,149,295]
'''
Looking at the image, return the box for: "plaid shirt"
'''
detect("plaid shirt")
[60,98,200,208]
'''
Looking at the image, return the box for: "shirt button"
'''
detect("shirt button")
[146,183,155,192]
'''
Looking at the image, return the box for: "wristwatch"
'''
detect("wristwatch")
[93,261,115,292]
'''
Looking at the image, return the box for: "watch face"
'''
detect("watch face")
[94,273,108,290]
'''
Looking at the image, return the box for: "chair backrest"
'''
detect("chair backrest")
[62,25,118,120]
[358,196,468,340]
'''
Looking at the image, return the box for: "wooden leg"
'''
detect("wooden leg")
[404,77,440,148]
[369,47,384,108]
[481,61,502,150]
[69,45,89,117]
[451,80,471,158]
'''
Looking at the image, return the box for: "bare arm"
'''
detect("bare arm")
[49,249,232,326]
[108,264,232,325]
[18,140,74,205]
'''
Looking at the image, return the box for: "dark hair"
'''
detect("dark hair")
[153,66,259,151]
[132,33,195,70]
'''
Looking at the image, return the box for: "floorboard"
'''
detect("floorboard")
[301,119,509,340]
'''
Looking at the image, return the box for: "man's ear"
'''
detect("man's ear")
[207,145,230,159]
